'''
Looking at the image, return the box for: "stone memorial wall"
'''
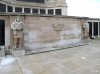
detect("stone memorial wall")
[0,14,87,53]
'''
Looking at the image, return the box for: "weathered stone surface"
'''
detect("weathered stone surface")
[0,50,5,57]
[0,15,86,54]
[12,48,25,57]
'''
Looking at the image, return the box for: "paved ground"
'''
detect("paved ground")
[0,40,100,74]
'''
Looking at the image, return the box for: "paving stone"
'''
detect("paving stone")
[63,59,81,71]
[42,63,77,74]
[69,57,96,68]
[1,40,100,74]
[11,71,23,74]
[75,67,98,74]
[92,65,100,74]
[94,60,100,65]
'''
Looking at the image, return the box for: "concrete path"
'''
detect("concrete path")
[0,40,100,74]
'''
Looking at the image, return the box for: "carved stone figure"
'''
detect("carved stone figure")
[83,22,89,39]
[11,17,24,48]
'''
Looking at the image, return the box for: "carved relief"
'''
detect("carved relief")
[52,23,64,31]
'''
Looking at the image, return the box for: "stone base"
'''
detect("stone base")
[0,50,5,57]
[12,48,25,57]
[26,42,88,54]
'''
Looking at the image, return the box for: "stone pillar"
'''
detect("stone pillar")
[22,7,24,13]
[38,9,40,14]
[13,6,15,13]
[45,8,48,14]
[6,5,8,13]
[31,8,32,14]
[54,9,55,15]
[92,22,94,37]
[98,22,100,37]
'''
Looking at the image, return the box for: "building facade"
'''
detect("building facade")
[87,18,100,38]
[0,0,67,15]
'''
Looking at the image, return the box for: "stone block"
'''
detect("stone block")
[12,48,25,57]
[0,50,5,57]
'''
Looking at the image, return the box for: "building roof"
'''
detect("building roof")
[88,18,100,20]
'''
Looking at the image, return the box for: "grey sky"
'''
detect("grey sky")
[66,0,100,18]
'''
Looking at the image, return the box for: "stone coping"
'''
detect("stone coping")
[0,13,89,19]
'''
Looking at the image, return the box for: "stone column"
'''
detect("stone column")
[22,7,24,13]
[54,9,55,15]
[6,5,8,13]
[13,6,15,13]
[31,8,32,14]
[38,9,40,14]
[45,8,48,14]
[92,22,94,37]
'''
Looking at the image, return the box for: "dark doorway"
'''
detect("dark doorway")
[93,22,98,36]
[0,20,5,45]
[88,22,92,36]
[99,22,100,35]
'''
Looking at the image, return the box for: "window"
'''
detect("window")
[40,9,45,14]
[48,9,54,15]
[24,8,30,13]
[0,3,6,12]
[15,7,22,12]
[55,9,62,15]
[8,6,13,12]
[32,9,38,14]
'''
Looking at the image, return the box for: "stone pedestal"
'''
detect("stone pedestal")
[0,50,5,57]
[12,48,25,57]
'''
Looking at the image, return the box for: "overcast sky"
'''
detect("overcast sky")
[66,0,100,18]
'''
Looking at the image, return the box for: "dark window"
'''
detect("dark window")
[55,9,62,15]
[0,3,6,12]
[48,9,54,14]
[88,22,92,36]
[0,20,5,45]
[32,9,38,13]
[15,7,22,12]
[40,9,45,14]
[17,0,44,3]
[99,22,100,35]
[8,6,13,12]
[93,22,98,36]
[24,8,30,13]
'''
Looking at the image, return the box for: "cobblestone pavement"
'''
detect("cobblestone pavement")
[0,40,100,74]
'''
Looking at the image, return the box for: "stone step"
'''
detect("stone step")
[26,42,88,55]
[12,48,26,57]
